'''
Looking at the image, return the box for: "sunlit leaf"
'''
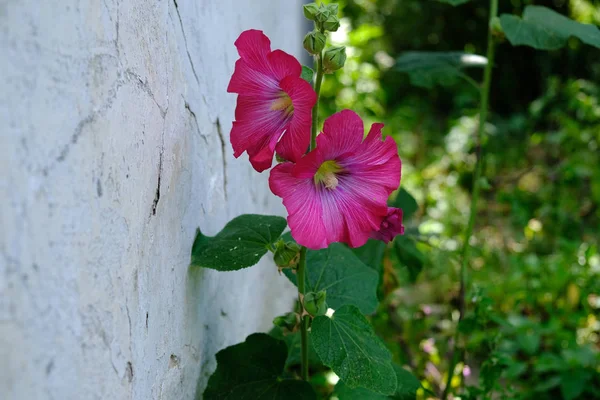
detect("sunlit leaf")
[284,244,379,314]
[500,6,600,50]
[204,333,315,400]
[190,214,286,271]
[312,305,397,395]
[395,51,486,88]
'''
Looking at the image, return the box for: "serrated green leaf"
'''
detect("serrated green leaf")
[393,236,426,282]
[204,333,315,400]
[284,243,379,314]
[312,305,397,395]
[301,66,314,83]
[434,0,471,6]
[351,239,386,272]
[395,51,486,89]
[334,364,420,399]
[500,6,600,50]
[190,214,286,271]
[389,188,419,221]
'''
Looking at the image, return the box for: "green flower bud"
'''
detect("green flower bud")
[273,240,301,270]
[303,3,320,21]
[322,46,347,73]
[303,290,327,316]
[303,31,327,55]
[273,312,300,332]
[315,4,331,23]
[323,14,340,32]
[325,3,339,16]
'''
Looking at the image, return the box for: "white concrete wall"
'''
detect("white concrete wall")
[0,1,301,399]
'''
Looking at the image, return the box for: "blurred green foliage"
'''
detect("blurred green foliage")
[318,0,600,398]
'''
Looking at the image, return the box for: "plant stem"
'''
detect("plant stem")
[441,0,497,398]
[297,246,309,381]
[310,52,324,151]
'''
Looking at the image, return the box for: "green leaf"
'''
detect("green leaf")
[204,333,315,400]
[389,188,419,221]
[560,369,592,400]
[312,305,397,395]
[395,51,486,88]
[500,6,600,50]
[351,239,386,272]
[434,0,470,6]
[284,243,379,314]
[190,214,286,271]
[393,236,426,282]
[301,65,314,83]
[333,364,420,399]
[269,327,322,368]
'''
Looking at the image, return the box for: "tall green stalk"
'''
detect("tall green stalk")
[441,0,498,398]
[298,50,325,382]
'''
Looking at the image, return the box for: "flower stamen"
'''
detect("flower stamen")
[314,160,343,190]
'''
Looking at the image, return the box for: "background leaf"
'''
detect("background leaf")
[312,305,397,395]
[284,243,379,314]
[393,236,426,282]
[351,239,386,272]
[434,0,471,6]
[269,326,322,369]
[500,6,600,50]
[395,51,487,88]
[204,333,315,400]
[190,214,286,271]
[389,188,419,221]
[302,65,314,83]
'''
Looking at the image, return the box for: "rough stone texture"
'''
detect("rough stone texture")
[0,1,301,399]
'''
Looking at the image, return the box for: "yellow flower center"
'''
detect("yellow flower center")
[270,93,294,116]
[314,160,343,190]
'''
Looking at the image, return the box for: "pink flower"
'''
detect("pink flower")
[269,110,401,249]
[370,207,404,243]
[227,30,317,172]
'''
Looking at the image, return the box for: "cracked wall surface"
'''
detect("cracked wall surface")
[0,1,301,399]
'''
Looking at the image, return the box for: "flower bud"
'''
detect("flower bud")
[325,3,339,16]
[303,3,320,21]
[323,46,347,73]
[323,14,340,32]
[273,240,301,270]
[315,4,331,23]
[303,290,327,316]
[273,312,300,332]
[303,31,327,55]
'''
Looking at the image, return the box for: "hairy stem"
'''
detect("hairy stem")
[297,247,309,381]
[310,52,324,151]
[441,0,497,398]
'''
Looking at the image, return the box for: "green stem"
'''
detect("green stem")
[297,247,309,381]
[441,0,497,398]
[310,52,324,151]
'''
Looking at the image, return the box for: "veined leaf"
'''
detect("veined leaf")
[311,305,397,395]
[333,364,421,399]
[500,6,600,50]
[301,65,314,83]
[190,214,286,271]
[203,333,315,400]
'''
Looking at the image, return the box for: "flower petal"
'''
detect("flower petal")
[270,163,328,249]
[275,76,316,163]
[267,50,302,81]
[233,29,271,71]
[320,109,364,159]
[371,207,404,243]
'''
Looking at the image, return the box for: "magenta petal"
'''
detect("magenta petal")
[371,207,404,243]
[234,30,272,72]
[269,163,328,249]
[267,50,302,82]
[320,110,364,159]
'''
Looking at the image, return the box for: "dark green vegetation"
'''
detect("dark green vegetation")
[320,0,600,398]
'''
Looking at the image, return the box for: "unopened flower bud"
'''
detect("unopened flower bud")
[273,312,300,332]
[323,15,340,32]
[303,290,327,316]
[323,46,347,73]
[325,3,339,16]
[303,31,327,55]
[303,3,319,21]
[315,4,331,23]
[273,240,301,270]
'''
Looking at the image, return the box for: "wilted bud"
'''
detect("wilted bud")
[323,14,340,32]
[303,3,319,21]
[273,240,301,270]
[273,312,300,332]
[303,31,327,55]
[303,290,327,316]
[323,46,347,73]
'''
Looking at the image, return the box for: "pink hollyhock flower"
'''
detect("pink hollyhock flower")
[227,30,317,172]
[269,110,401,249]
[370,207,404,243]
